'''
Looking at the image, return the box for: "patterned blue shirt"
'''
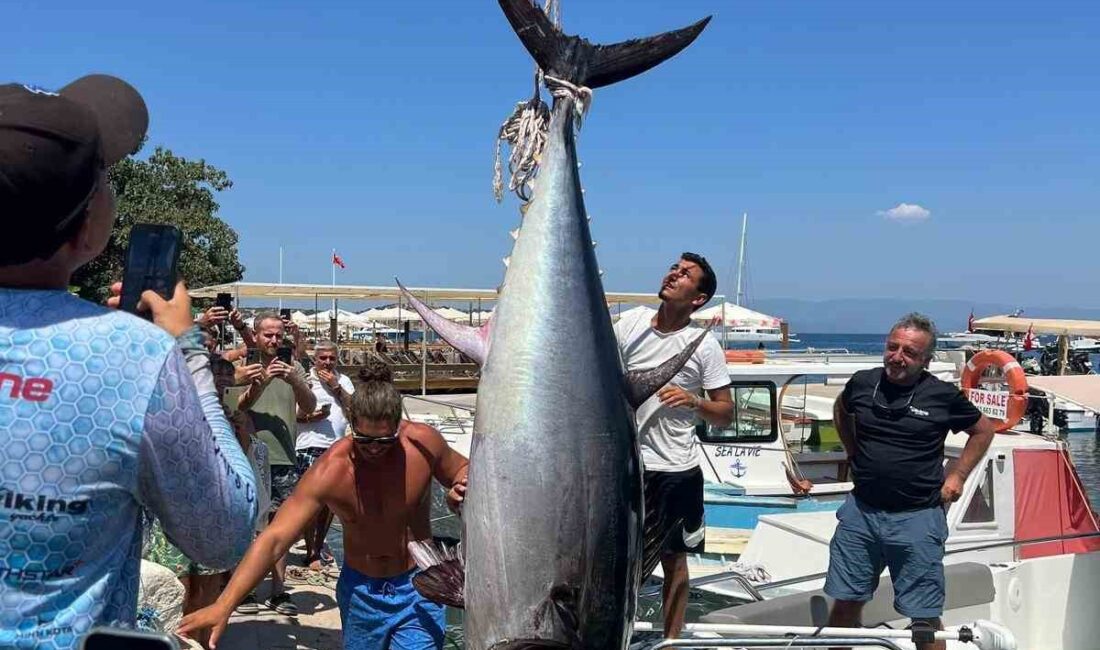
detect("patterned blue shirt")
[0,289,257,649]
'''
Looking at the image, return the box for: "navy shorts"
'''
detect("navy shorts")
[824,495,948,619]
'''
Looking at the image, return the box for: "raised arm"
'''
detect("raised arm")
[138,328,258,570]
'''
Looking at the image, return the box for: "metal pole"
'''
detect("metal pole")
[735,212,747,306]
[422,294,428,396]
[278,246,283,310]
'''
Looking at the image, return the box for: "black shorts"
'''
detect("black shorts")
[644,467,705,555]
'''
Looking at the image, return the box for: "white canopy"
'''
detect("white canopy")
[308,309,372,328]
[973,315,1100,337]
[691,302,782,328]
[1027,375,1100,414]
[361,306,423,323]
[433,306,469,322]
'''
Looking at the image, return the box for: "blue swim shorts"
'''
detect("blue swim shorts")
[336,565,446,650]
[824,495,948,619]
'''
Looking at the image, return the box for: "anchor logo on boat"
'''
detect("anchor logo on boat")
[731,459,748,478]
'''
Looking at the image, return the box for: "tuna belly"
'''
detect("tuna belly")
[463,423,642,650]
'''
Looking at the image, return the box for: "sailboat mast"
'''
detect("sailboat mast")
[735,212,747,307]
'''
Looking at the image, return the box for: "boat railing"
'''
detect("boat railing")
[402,394,476,422]
[665,529,1100,597]
[644,637,906,649]
[768,348,853,356]
[634,622,974,649]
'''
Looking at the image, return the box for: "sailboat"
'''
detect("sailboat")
[696,213,790,344]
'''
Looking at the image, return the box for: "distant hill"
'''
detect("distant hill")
[748,298,1100,334]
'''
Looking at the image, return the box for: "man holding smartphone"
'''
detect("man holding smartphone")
[295,340,355,571]
[0,76,257,647]
[232,314,316,616]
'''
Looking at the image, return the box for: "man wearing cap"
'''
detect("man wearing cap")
[0,76,257,648]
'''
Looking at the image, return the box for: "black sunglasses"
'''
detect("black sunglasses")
[871,380,921,419]
[352,431,400,446]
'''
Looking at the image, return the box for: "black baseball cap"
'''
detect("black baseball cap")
[0,74,148,254]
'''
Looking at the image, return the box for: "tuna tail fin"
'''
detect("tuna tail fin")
[408,539,466,609]
[396,278,491,365]
[622,327,712,409]
[497,0,711,89]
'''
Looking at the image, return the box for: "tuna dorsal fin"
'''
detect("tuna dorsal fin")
[622,327,711,409]
[396,279,491,366]
[497,0,711,90]
[408,539,465,609]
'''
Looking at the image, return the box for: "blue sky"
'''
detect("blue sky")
[8,0,1099,309]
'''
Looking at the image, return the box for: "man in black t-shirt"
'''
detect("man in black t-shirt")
[825,313,995,650]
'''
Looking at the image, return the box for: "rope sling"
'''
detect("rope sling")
[492,0,592,204]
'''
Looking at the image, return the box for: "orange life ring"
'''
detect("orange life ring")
[960,349,1028,432]
[725,350,766,364]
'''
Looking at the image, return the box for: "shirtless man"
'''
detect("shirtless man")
[179,369,469,650]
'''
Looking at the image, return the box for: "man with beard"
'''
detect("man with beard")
[826,313,995,650]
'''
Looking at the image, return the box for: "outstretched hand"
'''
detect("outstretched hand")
[177,602,233,648]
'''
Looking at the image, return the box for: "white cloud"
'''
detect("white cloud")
[878,203,931,222]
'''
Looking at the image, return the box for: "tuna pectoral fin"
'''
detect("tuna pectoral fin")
[407,539,465,608]
[396,278,490,365]
[623,328,711,409]
[498,0,711,89]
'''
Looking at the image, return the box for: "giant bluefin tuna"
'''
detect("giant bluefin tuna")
[401,1,711,648]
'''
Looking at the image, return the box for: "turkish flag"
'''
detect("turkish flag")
[1024,323,1034,351]
[332,252,346,269]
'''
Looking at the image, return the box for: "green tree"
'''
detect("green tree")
[72,146,245,301]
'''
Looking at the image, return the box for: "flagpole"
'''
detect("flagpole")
[331,248,336,313]
[278,246,284,310]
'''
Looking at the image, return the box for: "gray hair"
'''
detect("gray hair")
[315,340,339,353]
[890,312,938,360]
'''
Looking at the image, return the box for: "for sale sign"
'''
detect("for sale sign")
[967,388,1009,420]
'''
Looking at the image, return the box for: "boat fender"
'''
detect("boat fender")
[960,349,1028,432]
[969,620,1018,650]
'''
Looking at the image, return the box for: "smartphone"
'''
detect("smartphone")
[215,292,233,311]
[280,308,292,321]
[119,224,182,318]
[246,348,262,366]
[276,345,293,365]
[81,627,179,649]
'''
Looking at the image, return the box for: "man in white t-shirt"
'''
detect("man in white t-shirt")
[295,340,355,570]
[614,252,733,639]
